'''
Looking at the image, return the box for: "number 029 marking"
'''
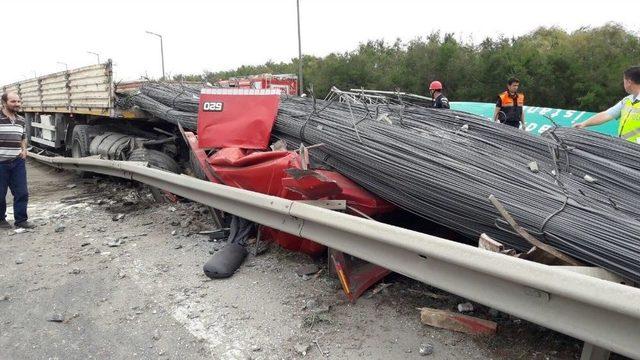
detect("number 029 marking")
[203,102,224,112]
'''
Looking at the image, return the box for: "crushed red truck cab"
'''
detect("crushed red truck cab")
[188,89,394,256]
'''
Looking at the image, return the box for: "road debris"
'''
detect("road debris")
[296,264,320,277]
[419,343,434,356]
[200,228,229,241]
[457,302,474,313]
[294,343,311,356]
[367,282,392,298]
[419,307,497,335]
[47,314,65,323]
[313,340,328,357]
[406,288,449,300]
[107,239,123,247]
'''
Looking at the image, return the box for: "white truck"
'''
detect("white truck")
[2,61,181,194]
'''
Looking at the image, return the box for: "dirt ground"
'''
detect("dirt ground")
[0,160,601,359]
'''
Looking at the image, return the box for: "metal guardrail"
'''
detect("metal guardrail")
[29,153,640,358]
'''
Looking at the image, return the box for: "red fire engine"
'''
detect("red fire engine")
[216,74,298,95]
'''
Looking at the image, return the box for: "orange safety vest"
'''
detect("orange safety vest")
[497,91,525,126]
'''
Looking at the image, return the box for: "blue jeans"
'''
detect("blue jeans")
[0,157,29,224]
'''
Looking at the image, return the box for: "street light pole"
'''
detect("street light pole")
[87,51,101,64]
[146,31,165,80]
[296,0,303,96]
[57,62,68,71]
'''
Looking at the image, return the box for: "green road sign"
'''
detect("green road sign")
[450,102,619,137]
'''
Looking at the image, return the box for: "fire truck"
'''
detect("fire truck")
[216,74,298,95]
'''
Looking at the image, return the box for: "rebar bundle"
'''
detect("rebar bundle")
[139,82,201,113]
[272,96,640,282]
[130,91,198,130]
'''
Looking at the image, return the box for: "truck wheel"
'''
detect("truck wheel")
[128,148,180,202]
[71,125,91,177]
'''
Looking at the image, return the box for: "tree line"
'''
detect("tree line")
[174,23,639,111]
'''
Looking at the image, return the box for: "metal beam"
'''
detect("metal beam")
[28,154,640,359]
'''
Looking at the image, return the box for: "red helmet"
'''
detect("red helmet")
[429,81,443,91]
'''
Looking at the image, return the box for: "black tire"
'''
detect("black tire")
[128,148,180,202]
[71,125,91,177]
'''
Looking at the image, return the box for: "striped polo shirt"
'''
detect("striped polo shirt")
[0,111,26,162]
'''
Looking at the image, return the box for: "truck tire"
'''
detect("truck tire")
[128,148,180,202]
[71,125,91,177]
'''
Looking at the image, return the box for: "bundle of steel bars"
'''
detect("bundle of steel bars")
[122,82,201,130]
[272,95,640,282]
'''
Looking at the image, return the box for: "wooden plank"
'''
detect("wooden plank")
[479,233,504,252]
[419,307,497,335]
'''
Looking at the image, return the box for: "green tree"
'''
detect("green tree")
[172,23,639,111]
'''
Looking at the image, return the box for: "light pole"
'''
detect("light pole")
[87,51,101,64]
[296,0,303,96]
[146,30,165,80]
[57,62,68,71]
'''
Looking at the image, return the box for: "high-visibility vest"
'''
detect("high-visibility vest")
[618,97,640,143]
[497,91,525,125]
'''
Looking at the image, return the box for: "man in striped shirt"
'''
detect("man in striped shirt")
[1,92,34,229]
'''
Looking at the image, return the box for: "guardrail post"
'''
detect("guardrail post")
[580,342,610,360]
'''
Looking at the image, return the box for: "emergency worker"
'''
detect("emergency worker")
[429,81,450,109]
[574,66,640,143]
[494,77,525,128]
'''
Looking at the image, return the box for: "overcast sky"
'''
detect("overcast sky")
[1,0,637,84]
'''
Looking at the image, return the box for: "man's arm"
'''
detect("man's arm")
[574,99,622,129]
[493,107,500,122]
[440,96,450,109]
[20,139,27,159]
[520,108,526,129]
[493,96,502,122]
[573,112,614,129]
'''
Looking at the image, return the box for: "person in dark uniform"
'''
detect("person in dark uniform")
[493,77,526,128]
[429,81,450,109]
